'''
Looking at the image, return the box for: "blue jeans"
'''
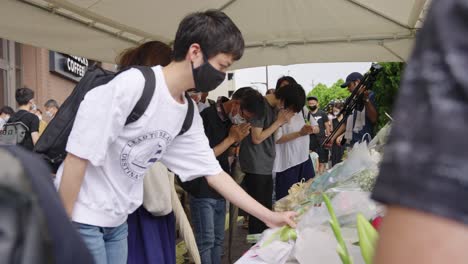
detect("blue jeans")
[74,222,128,264]
[190,197,226,264]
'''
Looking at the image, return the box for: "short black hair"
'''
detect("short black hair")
[173,10,244,61]
[15,87,34,106]
[0,106,14,115]
[307,96,318,102]
[44,99,59,109]
[276,84,306,113]
[275,76,298,90]
[232,87,265,120]
[231,87,253,99]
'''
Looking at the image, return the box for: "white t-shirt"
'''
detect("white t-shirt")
[0,118,6,130]
[197,100,211,113]
[273,112,317,173]
[54,66,222,227]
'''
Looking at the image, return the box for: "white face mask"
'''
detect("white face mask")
[188,92,201,102]
[333,110,340,116]
[228,112,246,125]
[1,115,10,122]
[45,111,53,118]
[30,103,37,111]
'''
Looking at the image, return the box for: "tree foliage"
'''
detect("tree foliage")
[371,62,405,131]
[307,79,350,108]
[307,62,404,132]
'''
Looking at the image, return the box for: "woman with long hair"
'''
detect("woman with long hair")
[117,41,177,264]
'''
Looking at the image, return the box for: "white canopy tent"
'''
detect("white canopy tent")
[0,0,430,69]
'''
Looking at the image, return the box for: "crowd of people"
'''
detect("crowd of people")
[0,9,382,264]
[0,88,59,149]
[3,1,468,264]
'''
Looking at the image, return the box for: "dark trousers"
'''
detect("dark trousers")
[275,158,315,201]
[244,173,273,234]
[190,197,226,264]
[331,143,345,166]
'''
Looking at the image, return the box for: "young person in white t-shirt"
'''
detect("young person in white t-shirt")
[273,77,319,201]
[55,10,296,264]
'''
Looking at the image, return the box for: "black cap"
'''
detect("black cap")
[341,72,363,88]
[307,96,318,101]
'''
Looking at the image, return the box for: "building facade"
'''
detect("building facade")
[1,38,115,120]
[1,38,237,119]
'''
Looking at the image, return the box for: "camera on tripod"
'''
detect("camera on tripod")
[322,63,383,147]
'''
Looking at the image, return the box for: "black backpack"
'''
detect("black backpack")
[34,65,194,173]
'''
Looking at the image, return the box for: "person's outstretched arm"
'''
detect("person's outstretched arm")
[206,171,296,228]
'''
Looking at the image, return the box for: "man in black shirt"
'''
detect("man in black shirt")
[181,87,265,264]
[0,106,14,129]
[307,96,331,174]
[8,88,40,151]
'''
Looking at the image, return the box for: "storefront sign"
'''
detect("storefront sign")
[49,52,92,82]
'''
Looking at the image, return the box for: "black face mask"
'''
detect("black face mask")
[191,55,226,93]
[308,105,318,111]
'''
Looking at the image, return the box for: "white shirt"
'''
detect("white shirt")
[54,66,222,227]
[273,112,317,173]
[0,118,6,129]
[197,100,211,113]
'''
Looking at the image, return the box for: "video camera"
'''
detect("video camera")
[322,63,383,147]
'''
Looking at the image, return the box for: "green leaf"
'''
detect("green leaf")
[357,213,379,264]
[323,193,353,264]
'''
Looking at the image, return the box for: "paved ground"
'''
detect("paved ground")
[176,216,252,264]
[222,221,251,264]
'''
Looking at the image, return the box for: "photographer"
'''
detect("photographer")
[328,72,378,147]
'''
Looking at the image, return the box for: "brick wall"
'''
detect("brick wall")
[22,44,76,113]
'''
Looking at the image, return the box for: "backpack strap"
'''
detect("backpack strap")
[178,93,194,136]
[121,66,193,134]
[7,111,31,131]
[125,66,156,125]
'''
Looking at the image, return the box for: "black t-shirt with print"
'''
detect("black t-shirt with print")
[9,110,39,151]
[308,110,329,150]
[372,0,468,225]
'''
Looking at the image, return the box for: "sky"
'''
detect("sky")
[234,62,372,95]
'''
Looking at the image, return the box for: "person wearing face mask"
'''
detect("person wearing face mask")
[239,84,305,235]
[330,102,345,167]
[272,77,319,201]
[44,99,60,120]
[31,109,48,136]
[6,88,40,151]
[187,88,202,105]
[55,10,297,264]
[180,87,264,264]
[0,106,14,130]
[307,96,331,175]
[327,72,378,148]
[198,92,216,113]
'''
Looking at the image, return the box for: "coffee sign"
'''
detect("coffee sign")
[50,52,92,82]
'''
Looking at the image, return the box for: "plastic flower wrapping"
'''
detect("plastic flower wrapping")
[236,124,391,264]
